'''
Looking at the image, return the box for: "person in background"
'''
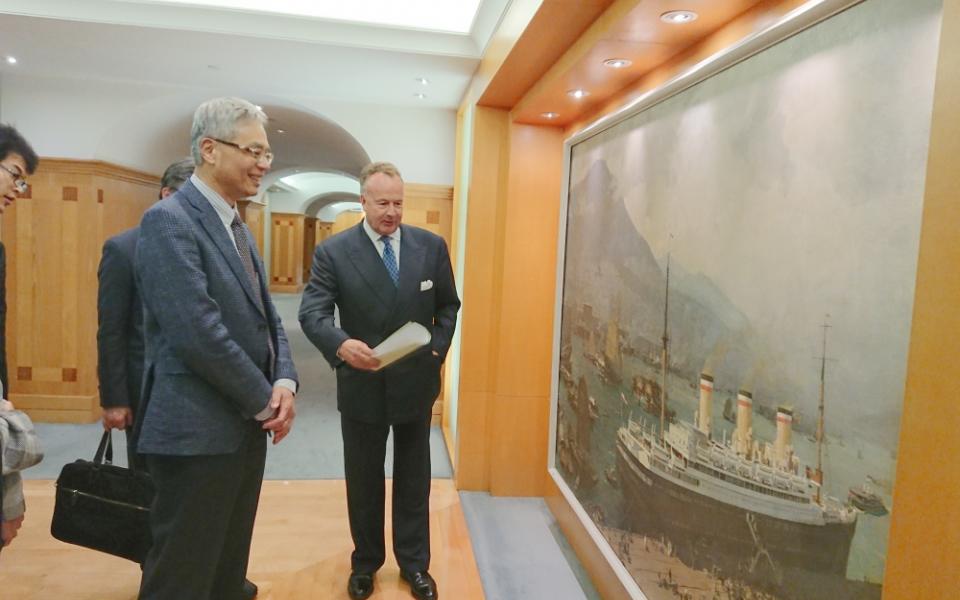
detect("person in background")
[97,157,194,470]
[0,123,41,549]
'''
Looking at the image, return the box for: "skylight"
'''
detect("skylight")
[137,0,483,33]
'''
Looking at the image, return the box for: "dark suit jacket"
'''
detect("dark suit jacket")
[299,223,460,424]
[134,179,298,456]
[97,227,145,412]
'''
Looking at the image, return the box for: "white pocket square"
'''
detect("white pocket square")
[420,280,434,291]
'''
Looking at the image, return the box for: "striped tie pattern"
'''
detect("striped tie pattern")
[381,235,399,286]
[231,213,275,371]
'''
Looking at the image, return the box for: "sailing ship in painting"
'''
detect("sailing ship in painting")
[558,375,598,491]
[614,257,860,586]
[848,483,888,516]
[584,301,623,386]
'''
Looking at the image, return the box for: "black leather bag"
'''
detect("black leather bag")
[50,430,154,563]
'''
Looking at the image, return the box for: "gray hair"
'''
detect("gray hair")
[360,161,403,193]
[190,97,267,164]
[159,157,194,197]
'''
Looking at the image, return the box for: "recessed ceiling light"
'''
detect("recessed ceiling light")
[276,129,286,134]
[414,93,427,99]
[567,89,590,99]
[415,77,430,85]
[541,112,560,119]
[661,10,698,24]
[5,56,17,65]
[603,58,632,69]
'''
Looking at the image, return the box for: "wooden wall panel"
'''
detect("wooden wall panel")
[331,210,363,236]
[403,184,454,245]
[488,123,564,497]
[302,217,317,284]
[2,159,158,422]
[884,0,960,597]
[316,220,334,244]
[237,199,266,256]
[453,107,512,492]
[269,212,305,293]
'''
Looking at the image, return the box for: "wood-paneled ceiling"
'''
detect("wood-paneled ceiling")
[481,0,803,128]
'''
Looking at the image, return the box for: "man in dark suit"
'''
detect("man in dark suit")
[299,162,460,600]
[135,97,297,600]
[97,157,193,469]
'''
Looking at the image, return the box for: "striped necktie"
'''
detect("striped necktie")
[381,235,399,286]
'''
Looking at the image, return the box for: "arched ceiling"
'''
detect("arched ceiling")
[91,93,369,176]
[305,192,362,219]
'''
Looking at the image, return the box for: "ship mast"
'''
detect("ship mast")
[660,255,671,442]
[815,317,831,504]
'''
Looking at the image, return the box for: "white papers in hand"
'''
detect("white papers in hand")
[371,322,431,370]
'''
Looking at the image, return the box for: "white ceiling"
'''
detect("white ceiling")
[0,0,512,108]
[115,0,485,33]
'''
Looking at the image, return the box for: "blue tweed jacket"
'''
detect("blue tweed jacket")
[134,179,297,456]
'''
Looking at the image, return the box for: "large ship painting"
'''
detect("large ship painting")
[615,257,858,587]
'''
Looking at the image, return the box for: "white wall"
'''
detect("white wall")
[290,95,456,185]
[0,73,457,184]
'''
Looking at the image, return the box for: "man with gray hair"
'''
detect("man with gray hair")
[135,97,298,599]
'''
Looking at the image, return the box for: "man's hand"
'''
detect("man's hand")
[337,339,381,371]
[0,399,14,412]
[1,515,24,547]
[262,386,296,444]
[102,407,133,431]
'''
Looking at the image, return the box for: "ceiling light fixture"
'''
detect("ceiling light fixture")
[603,58,632,69]
[5,56,17,65]
[660,10,698,24]
[415,77,430,85]
[541,112,559,119]
[414,92,427,99]
[567,89,590,99]
[276,129,286,134]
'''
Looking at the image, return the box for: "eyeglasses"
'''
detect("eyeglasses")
[211,138,274,165]
[0,163,28,194]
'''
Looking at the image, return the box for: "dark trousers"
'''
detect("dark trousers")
[138,422,266,600]
[341,414,432,575]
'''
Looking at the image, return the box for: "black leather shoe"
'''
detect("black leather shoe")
[347,572,375,600]
[400,571,437,600]
[241,579,258,600]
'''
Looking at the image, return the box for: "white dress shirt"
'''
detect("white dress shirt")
[363,218,401,265]
[190,175,296,420]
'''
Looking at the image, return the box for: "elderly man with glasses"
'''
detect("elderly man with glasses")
[134,98,297,600]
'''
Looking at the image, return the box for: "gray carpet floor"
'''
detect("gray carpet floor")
[24,293,599,600]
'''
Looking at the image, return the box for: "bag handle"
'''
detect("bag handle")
[93,430,114,465]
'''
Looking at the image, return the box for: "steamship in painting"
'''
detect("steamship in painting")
[616,259,859,583]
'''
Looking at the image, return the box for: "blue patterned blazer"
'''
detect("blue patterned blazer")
[134,179,297,455]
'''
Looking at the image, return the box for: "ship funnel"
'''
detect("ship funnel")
[735,390,753,457]
[698,374,714,437]
[775,406,793,469]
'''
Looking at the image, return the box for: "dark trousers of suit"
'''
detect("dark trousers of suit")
[342,414,432,575]
[138,421,266,600]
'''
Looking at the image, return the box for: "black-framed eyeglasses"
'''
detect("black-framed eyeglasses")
[0,163,28,194]
[211,138,274,165]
